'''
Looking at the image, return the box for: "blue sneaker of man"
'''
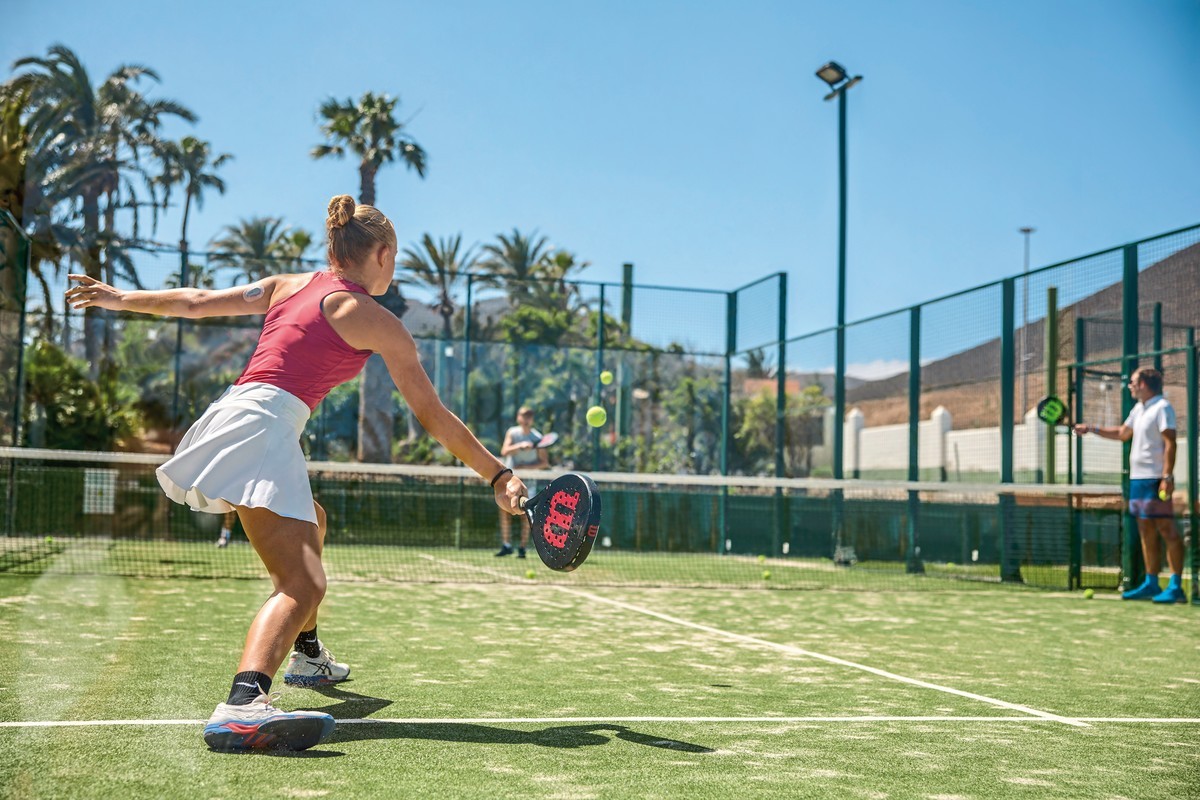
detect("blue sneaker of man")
[203,693,334,751]
[1151,583,1186,604]
[495,543,514,557]
[1121,577,1161,601]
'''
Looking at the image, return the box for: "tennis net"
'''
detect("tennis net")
[0,447,1128,591]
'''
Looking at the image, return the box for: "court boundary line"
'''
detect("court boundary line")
[2,716,1197,729]
[557,587,1090,728]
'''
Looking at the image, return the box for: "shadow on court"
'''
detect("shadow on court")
[305,684,394,719]
[331,721,713,753]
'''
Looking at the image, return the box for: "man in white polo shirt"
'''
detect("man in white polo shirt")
[1075,367,1184,603]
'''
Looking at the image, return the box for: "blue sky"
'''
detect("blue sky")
[6,0,1199,346]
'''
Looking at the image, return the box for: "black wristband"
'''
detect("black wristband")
[490,467,513,488]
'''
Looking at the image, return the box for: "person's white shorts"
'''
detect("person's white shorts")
[156,382,316,524]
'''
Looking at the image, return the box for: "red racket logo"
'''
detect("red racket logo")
[541,489,580,549]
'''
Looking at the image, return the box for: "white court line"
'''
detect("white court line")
[557,587,1091,728]
[2,716,1197,729]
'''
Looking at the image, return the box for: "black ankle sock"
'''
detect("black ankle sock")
[294,627,320,658]
[226,671,272,705]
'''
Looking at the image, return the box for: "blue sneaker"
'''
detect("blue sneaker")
[1121,577,1161,601]
[204,693,334,751]
[1152,584,1187,604]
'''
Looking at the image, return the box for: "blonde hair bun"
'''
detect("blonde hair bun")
[327,194,356,229]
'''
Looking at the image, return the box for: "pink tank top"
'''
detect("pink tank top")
[236,271,374,411]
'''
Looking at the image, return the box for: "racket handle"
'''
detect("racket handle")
[519,497,527,510]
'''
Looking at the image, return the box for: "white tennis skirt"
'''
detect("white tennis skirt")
[156,382,317,524]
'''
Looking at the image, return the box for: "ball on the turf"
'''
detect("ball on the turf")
[586,405,607,427]
[525,569,536,579]
[761,570,771,580]
[600,370,614,385]
[1083,588,1095,599]
[757,554,766,563]
[44,536,53,544]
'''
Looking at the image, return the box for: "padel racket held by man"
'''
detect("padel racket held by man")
[520,473,601,571]
[1036,394,1071,427]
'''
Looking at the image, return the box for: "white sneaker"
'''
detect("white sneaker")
[203,693,334,751]
[284,641,351,686]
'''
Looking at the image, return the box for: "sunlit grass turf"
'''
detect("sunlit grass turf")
[1,574,1198,799]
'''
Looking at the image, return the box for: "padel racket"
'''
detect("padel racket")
[521,472,601,572]
[1036,394,1071,426]
[534,431,559,449]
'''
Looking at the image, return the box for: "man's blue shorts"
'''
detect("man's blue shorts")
[1129,478,1172,519]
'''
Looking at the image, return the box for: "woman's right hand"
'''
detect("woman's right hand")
[496,474,528,516]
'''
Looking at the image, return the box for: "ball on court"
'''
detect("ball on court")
[757,554,766,563]
[525,569,536,579]
[761,570,771,580]
[586,405,607,427]
[1083,588,1095,599]
[600,370,614,385]
[1158,489,1170,501]
[44,536,53,545]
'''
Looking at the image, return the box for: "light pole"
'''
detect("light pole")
[1018,226,1035,416]
[815,61,862,483]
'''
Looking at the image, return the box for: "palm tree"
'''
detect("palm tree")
[11,44,194,373]
[311,91,426,206]
[479,228,552,305]
[400,233,478,341]
[157,136,231,259]
[311,90,427,463]
[208,216,301,283]
[276,229,315,271]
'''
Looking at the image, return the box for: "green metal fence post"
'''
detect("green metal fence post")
[721,290,736,553]
[1187,330,1198,604]
[1121,244,1141,591]
[170,246,190,429]
[774,273,788,558]
[907,305,924,573]
[1000,278,1021,582]
[617,264,634,447]
[1045,286,1058,484]
[594,284,605,464]
[1071,316,1085,589]
[1153,302,1163,374]
[460,274,473,421]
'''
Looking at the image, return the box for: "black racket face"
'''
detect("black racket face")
[1037,395,1067,425]
[526,473,601,572]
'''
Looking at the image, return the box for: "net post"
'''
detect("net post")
[1187,331,1198,604]
[1000,278,1021,582]
[906,305,924,573]
[593,283,605,465]
[1120,244,1141,591]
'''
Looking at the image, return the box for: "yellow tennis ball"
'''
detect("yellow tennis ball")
[525,569,536,580]
[1083,588,1095,599]
[600,370,614,385]
[757,554,766,563]
[586,405,607,427]
[761,570,771,580]
[1158,489,1170,501]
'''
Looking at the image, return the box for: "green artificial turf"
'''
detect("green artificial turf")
[1,574,1197,799]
